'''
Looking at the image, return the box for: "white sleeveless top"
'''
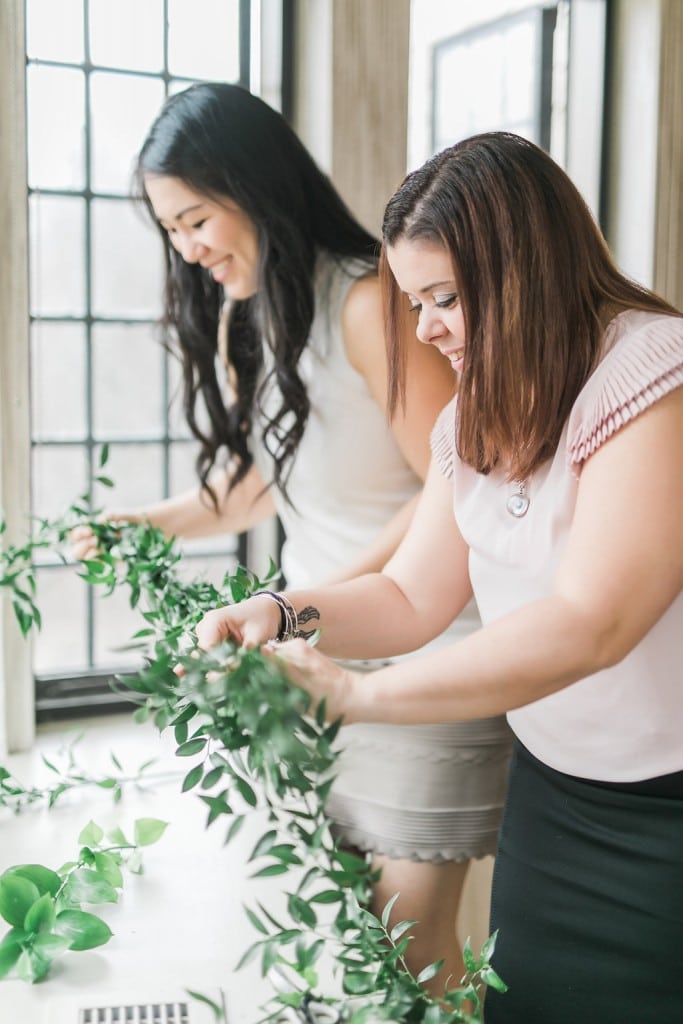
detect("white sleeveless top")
[254,253,481,644]
[431,309,683,781]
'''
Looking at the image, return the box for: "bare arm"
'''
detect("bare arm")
[71,462,276,558]
[269,386,683,723]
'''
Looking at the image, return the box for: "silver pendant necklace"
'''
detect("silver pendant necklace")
[506,480,530,518]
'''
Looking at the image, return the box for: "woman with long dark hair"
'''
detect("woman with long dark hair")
[195,131,683,1023]
[72,85,513,989]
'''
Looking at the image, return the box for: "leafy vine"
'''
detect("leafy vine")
[0,483,506,1022]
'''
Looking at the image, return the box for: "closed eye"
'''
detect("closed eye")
[435,293,459,309]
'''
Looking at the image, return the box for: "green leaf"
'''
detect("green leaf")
[78,820,104,847]
[481,966,508,992]
[343,971,377,995]
[244,906,269,936]
[24,893,56,934]
[182,764,204,792]
[55,909,113,950]
[176,737,207,757]
[250,863,289,879]
[98,442,110,468]
[133,817,169,846]
[93,851,124,889]
[309,889,344,904]
[390,919,417,943]
[6,865,61,897]
[0,874,41,927]
[16,945,52,983]
[0,933,23,979]
[186,990,225,1022]
[234,776,257,807]
[287,893,317,928]
[61,868,118,906]
[416,959,445,984]
[462,935,478,973]
[381,891,400,928]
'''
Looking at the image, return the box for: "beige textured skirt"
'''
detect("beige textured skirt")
[326,717,514,863]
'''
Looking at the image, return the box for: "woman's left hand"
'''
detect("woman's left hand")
[264,638,360,723]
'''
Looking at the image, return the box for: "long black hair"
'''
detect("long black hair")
[135,82,378,500]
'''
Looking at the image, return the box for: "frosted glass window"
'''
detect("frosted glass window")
[431,7,555,154]
[31,322,87,441]
[91,198,165,318]
[27,66,85,190]
[32,445,88,523]
[92,323,165,439]
[29,195,85,318]
[88,0,164,72]
[90,72,166,195]
[26,0,84,63]
[168,356,194,439]
[91,443,164,509]
[168,0,240,81]
[93,587,148,670]
[169,440,200,494]
[33,568,88,675]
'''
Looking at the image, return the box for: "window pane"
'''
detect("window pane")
[90,72,166,195]
[26,0,84,63]
[29,195,86,317]
[27,66,85,190]
[33,567,88,675]
[168,355,193,439]
[91,198,164,318]
[31,322,87,441]
[88,0,164,72]
[167,0,240,81]
[93,587,147,670]
[32,444,88,522]
[169,438,199,493]
[92,323,165,439]
[92,443,164,509]
[176,552,240,588]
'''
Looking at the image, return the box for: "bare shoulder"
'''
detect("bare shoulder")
[340,273,384,371]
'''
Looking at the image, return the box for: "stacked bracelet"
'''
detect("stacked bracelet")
[257,591,299,642]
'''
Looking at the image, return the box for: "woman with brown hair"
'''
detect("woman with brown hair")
[195,132,683,1022]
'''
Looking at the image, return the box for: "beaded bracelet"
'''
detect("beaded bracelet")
[257,591,299,642]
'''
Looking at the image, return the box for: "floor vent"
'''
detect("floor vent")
[78,1005,191,1023]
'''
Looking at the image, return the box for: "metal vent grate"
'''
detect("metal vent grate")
[79,1005,190,1024]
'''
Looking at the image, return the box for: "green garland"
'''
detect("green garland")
[0,487,506,1022]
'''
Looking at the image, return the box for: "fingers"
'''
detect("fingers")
[195,608,244,650]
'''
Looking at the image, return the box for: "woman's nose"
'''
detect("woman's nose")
[416,308,446,345]
[177,234,207,265]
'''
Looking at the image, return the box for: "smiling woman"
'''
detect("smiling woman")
[144,177,260,299]
[70,82,514,992]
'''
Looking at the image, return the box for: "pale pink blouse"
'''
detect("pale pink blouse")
[431,310,683,781]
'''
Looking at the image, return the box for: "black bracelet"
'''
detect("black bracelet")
[257,591,299,641]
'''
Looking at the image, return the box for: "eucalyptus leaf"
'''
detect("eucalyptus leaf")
[55,909,113,950]
[133,818,169,847]
[0,875,41,927]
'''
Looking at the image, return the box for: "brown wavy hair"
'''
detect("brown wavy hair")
[381,132,679,480]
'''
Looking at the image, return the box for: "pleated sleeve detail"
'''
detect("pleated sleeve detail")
[567,313,683,467]
[430,397,458,479]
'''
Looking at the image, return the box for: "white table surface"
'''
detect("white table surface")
[0,714,305,1024]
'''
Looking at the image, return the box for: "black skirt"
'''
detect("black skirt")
[484,739,683,1024]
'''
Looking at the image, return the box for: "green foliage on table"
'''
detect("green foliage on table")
[0,817,167,983]
[0,473,507,1021]
[0,732,179,813]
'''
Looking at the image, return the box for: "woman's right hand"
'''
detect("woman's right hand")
[195,594,283,651]
[69,511,145,562]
